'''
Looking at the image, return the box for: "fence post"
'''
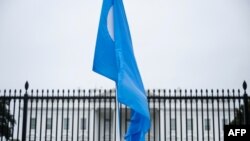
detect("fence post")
[21,81,29,141]
[243,81,249,125]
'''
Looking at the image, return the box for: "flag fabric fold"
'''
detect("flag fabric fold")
[93,0,150,140]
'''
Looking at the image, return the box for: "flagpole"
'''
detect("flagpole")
[116,89,121,141]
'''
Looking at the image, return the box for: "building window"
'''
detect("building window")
[104,118,111,140]
[222,118,228,130]
[126,119,130,128]
[170,118,176,130]
[30,134,36,141]
[187,119,193,130]
[63,118,69,130]
[46,118,52,130]
[30,118,36,130]
[105,118,112,129]
[204,119,210,131]
[81,118,86,130]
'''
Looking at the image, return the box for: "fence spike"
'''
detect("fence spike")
[31,90,34,98]
[78,89,80,97]
[63,89,65,96]
[36,90,39,101]
[51,90,54,98]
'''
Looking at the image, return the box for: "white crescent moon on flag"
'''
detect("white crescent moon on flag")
[107,6,114,41]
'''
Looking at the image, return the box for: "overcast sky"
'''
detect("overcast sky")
[0,0,249,91]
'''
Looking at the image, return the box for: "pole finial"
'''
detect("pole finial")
[25,81,29,91]
[243,81,247,91]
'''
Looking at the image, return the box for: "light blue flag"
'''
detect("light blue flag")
[93,0,150,140]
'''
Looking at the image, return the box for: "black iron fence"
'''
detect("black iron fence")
[0,81,249,141]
